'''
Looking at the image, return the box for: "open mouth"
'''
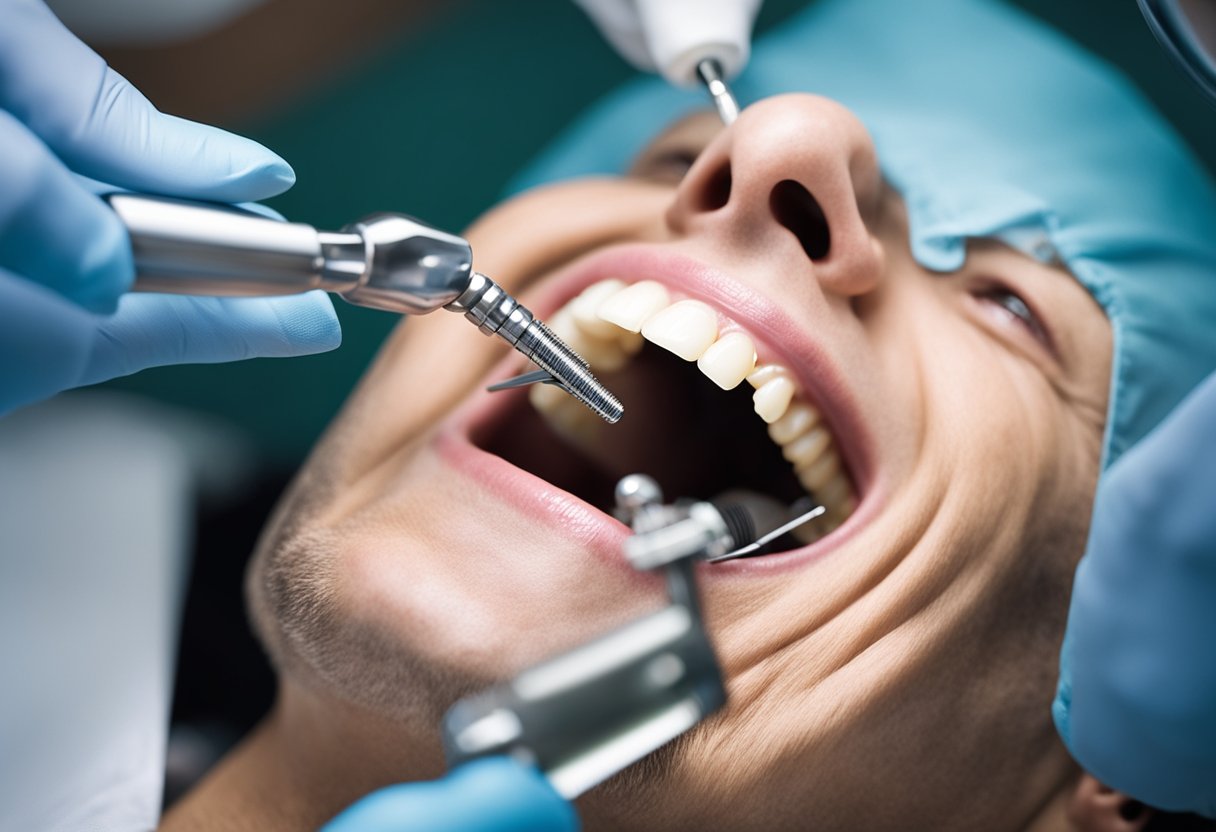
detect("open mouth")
[470,273,860,560]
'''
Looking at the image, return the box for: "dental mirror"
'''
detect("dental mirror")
[1139,0,1216,105]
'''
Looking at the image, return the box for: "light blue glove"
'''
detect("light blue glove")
[0,0,340,415]
[1054,370,1216,818]
[322,757,579,832]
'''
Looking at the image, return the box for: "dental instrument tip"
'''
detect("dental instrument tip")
[525,319,625,423]
[450,273,624,424]
[696,58,740,125]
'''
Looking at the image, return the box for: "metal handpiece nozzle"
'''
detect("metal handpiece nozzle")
[696,58,740,125]
[107,193,622,424]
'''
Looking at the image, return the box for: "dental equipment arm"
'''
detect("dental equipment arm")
[440,475,729,799]
[106,194,623,424]
[440,475,821,795]
[328,476,818,829]
[1054,370,1216,819]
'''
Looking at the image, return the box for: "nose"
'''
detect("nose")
[666,94,885,298]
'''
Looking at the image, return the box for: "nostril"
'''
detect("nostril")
[695,162,732,212]
[769,179,830,260]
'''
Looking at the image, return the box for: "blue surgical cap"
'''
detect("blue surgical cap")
[516,0,1216,467]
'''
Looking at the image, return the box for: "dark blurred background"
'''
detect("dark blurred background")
[55,0,1214,801]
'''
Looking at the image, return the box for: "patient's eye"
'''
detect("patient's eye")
[629,110,724,185]
[975,283,1053,348]
[633,148,700,184]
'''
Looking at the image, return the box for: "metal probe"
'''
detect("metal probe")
[441,474,727,799]
[106,193,623,424]
[696,58,741,125]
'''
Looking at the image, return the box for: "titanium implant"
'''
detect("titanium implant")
[449,273,624,424]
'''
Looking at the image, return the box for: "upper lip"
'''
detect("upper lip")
[514,243,876,497]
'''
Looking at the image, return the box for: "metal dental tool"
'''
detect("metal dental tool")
[441,475,825,796]
[696,58,741,125]
[106,193,624,424]
[703,503,825,563]
[441,474,728,799]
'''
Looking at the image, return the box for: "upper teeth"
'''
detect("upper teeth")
[529,279,857,540]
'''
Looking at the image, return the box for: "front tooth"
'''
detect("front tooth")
[571,280,627,339]
[768,403,819,445]
[641,300,718,361]
[597,281,670,332]
[753,376,796,423]
[697,331,756,389]
[783,425,831,467]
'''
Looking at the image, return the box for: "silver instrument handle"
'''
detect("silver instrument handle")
[107,193,364,297]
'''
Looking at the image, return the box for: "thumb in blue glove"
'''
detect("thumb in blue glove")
[321,758,580,832]
[1054,370,1216,819]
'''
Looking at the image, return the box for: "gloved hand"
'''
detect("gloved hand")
[1054,369,1216,819]
[0,0,340,415]
[321,757,579,832]
[571,0,762,85]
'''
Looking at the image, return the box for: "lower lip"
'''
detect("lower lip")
[435,357,881,579]
[435,374,633,572]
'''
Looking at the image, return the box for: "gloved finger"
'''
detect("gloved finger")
[322,758,579,832]
[1057,371,1216,818]
[0,0,294,202]
[0,110,132,313]
[77,291,341,387]
[0,268,96,416]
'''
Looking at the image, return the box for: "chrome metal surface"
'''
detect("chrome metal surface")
[613,474,664,525]
[441,474,726,799]
[450,273,624,424]
[705,504,826,563]
[1139,0,1216,105]
[111,193,333,296]
[485,369,560,392]
[112,194,621,420]
[113,194,472,311]
[339,214,472,314]
[696,58,740,124]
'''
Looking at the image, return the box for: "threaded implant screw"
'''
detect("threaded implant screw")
[449,273,624,424]
[521,320,624,424]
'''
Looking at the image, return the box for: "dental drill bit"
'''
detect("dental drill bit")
[696,58,740,125]
[451,273,624,424]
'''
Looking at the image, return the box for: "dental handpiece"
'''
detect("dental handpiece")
[106,193,623,424]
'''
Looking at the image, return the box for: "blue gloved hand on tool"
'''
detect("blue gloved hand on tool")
[322,757,579,832]
[1054,369,1216,819]
[0,0,340,416]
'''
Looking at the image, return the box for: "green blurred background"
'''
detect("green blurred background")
[98,0,1216,468]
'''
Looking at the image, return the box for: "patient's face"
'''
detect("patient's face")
[248,95,1112,830]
